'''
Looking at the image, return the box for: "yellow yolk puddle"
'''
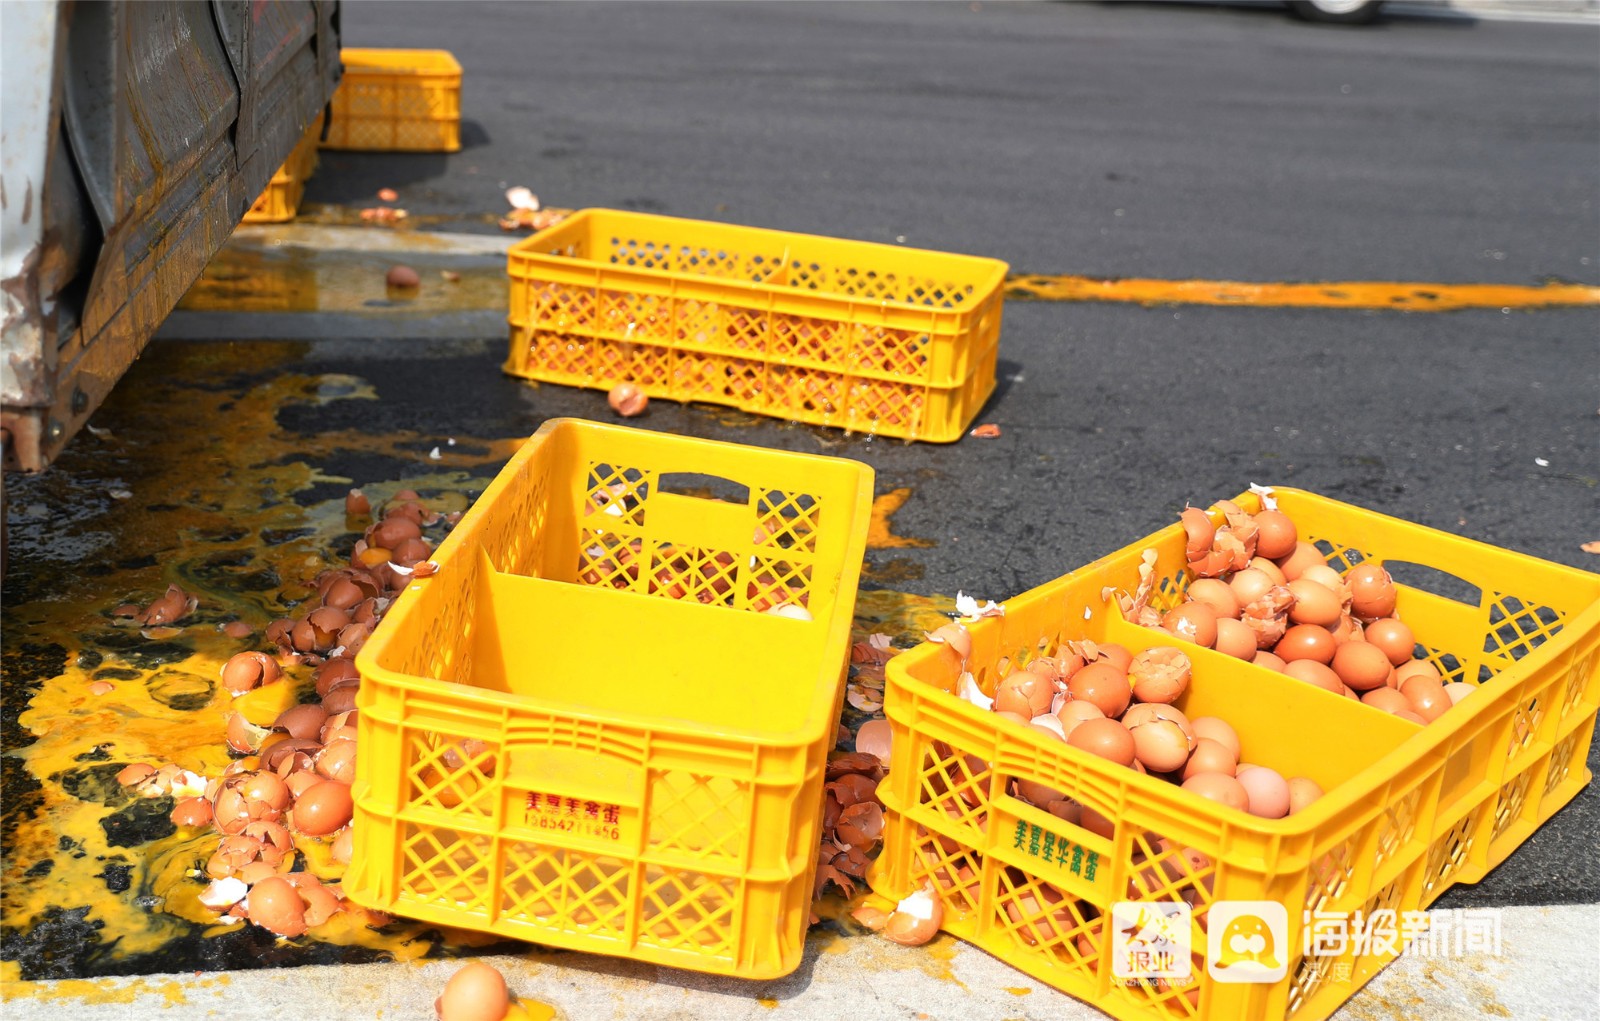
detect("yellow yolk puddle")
[2,338,962,981]
[1004,274,1600,311]
[866,488,934,550]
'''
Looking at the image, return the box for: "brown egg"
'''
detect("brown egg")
[1181,772,1249,813]
[1393,709,1427,725]
[240,770,291,814]
[1056,700,1105,741]
[226,712,270,754]
[1163,602,1218,648]
[170,797,214,828]
[246,876,308,937]
[1346,563,1398,619]
[315,739,358,784]
[1248,556,1286,588]
[322,685,359,715]
[1251,650,1288,673]
[437,962,510,1021]
[369,515,422,549]
[1190,717,1242,760]
[995,672,1056,718]
[1182,738,1239,780]
[1185,580,1240,620]
[1094,643,1134,673]
[1364,618,1416,666]
[1361,687,1413,715]
[1275,542,1325,582]
[331,827,355,864]
[1395,659,1442,685]
[292,781,354,836]
[1123,704,1195,772]
[1283,659,1344,694]
[285,769,323,799]
[273,704,329,742]
[1253,510,1298,560]
[1330,641,1392,692]
[1213,618,1257,660]
[1066,663,1131,718]
[1400,676,1450,723]
[1227,568,1275,609]
[1235,766,1291,818]
[315,658,362,697]
[1014,777,1067,807]
[1286,579,1343,628]
[222,652,281,695]
[1287,776,1325,813]
[1066,719,1137,767]
[1079,805,1116,839]
[607,382,649,418]
[1276,624,1336,664]
[322,578,366,611]
[1128,647,1192,704]
[1024,656,1064,685]
[994,710,1031,727]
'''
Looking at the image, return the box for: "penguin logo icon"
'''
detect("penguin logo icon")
[1208,902,1288,982]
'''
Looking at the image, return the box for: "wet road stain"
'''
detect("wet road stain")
[0,339,958,984]
[0,342,522,982]
[1004,274,1600,311]
[178,242,508,316]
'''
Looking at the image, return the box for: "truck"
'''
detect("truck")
[2,0,342,567]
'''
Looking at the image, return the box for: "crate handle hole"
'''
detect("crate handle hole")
[658,472,750,506]
[1382,560,1483,608]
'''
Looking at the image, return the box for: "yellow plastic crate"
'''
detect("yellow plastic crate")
[322,48,461,152]
[503,210,1008,442]
[869,487,1600,1021]
[346,419,874,978]
[242,118,321,223]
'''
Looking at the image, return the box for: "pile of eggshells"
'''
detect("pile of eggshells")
[115,489,450,937]
[934,623,1323,822]
[1143,498,1473,726]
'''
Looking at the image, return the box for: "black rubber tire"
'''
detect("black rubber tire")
[1287,0,1385,24]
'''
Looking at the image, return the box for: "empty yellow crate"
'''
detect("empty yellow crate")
[322,48,461,152]
[242,118,320,223]
[503,210,1008,442]
[346,419,874,978]
[870,487,1599,1021]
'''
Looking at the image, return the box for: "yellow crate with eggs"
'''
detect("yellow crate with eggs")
[503,209,1008,442]
[869,487,1600,1021]
[346,418,874,978]
[323,48,462,152]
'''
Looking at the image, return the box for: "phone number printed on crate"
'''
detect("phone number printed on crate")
[1014,820,1101,881]
[525,792,623,840]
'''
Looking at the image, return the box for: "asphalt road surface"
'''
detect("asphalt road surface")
[4,0,1598,1014]
[304,0,1600,907]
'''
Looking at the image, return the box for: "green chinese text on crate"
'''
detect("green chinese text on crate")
[503,210,1008,442]
[345,419,874,978]
[868,488,1600,1021]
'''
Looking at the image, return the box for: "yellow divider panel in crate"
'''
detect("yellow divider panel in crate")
[323,48,462,152]
[869,487,1600,1021]
[347,419,873,978]
[504,210,1008,442]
